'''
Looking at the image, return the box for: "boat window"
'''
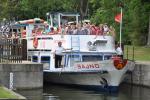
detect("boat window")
[32,56,38,62]
[69,55,80,62]
[104,55,112,60]
[82,55,103,62]
[41,56,50,70]
[41,56,50,62]
[67,55,81,67]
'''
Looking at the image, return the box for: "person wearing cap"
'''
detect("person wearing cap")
[54,41,72,68]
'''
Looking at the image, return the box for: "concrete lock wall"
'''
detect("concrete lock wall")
[125,62,150,87]
[0,63,43,89]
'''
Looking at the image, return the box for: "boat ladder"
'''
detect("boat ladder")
[71,35,81,62]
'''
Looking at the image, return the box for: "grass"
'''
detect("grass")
[0,86,18,99]
[124,45,150,61]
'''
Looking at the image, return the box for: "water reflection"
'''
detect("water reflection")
[43,83,120,100]
[16,88,43,100]
[43,83,150,100]
[120,84,150,100]
[15,83,150,100]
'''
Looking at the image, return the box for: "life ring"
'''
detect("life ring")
[113,59,127,70]
[33,37,38,48]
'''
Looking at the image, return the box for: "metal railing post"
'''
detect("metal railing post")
[132,46,135,61]
[127,45,128,59]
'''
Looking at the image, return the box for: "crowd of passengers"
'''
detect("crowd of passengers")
[44,22,116,37]
[0,22,116,39]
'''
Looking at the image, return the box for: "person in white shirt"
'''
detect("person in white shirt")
[54,41,64,68]
[54,41,72,68]
[116,44,123,58]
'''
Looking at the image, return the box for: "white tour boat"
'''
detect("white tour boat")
[18,13,135,92]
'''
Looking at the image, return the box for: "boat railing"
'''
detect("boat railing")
[35,25,115,37]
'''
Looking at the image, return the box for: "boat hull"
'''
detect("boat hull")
[44,70,124,92]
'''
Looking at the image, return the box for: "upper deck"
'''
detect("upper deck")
[12,13,117,54]
[27,35,116,53]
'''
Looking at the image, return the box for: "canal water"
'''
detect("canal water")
[16,83,150,100]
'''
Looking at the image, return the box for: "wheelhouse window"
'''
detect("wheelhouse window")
[104,55,112,60]
[82,55,103,62]
[41,56,50,62]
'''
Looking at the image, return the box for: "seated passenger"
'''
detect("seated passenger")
[81,27,88,35]
[84,23,91,35]
[103,23,109,35]
[36,28,42,35]
[44,25,51,34]
[76,23,83,35]
[82,23,89,35]
[109,26,116,37]
[54,27,58,34]
[94,24,104,39]
[90,24,97,35]
[48,27,55,35]
[59,25,66,35]
[66,25,73,35]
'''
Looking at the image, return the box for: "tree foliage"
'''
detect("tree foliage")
[0,0,149,45]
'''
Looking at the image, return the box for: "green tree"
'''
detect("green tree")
[0,0,149,46]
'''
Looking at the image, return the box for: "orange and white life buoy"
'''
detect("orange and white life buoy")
[33,37,38,48]
[113,57,127,70]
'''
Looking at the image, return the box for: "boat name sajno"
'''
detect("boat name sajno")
[77,64,100,69]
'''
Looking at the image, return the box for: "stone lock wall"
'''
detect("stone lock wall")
[125,62,150,87]
[0,63,43,89]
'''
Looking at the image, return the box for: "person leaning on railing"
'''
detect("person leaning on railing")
[53,41,72,68]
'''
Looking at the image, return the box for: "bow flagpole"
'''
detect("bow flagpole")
[119,7,123,49]
[115,2,123,49]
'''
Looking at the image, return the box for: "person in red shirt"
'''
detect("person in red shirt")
[94,24,104,38]
[90,24,97,35]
